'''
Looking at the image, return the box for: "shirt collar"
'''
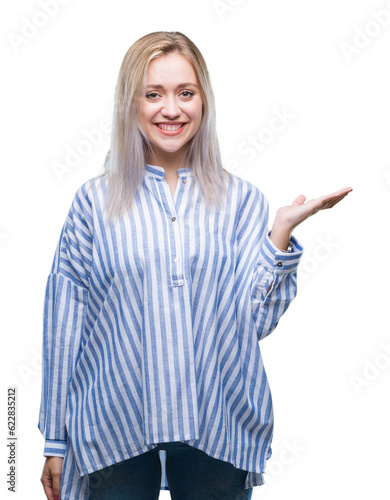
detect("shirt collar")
[145,163,193,179]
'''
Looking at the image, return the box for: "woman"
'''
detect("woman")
[38,31,351,500]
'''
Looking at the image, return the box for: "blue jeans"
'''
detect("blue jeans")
[88,441,253,500]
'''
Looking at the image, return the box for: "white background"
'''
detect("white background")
[1,0,389,498]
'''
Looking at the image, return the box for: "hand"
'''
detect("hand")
[40,456,63,500]
[269,186,353,251]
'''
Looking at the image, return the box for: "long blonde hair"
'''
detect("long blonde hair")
[95,31,233,223]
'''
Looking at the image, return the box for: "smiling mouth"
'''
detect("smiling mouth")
[155,122,187,131]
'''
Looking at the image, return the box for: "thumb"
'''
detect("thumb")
[292,194,306,206]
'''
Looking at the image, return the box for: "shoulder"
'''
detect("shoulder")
[65,173,108,234]
[71,173,108,215]
[227,171,269,212]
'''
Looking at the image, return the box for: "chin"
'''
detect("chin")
[154,141,187,154]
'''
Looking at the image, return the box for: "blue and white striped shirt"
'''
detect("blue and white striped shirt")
[38,164,304,499]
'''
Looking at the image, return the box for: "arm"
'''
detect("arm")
[38,271,89,452]
[269,188,352,251]
[251,229,303,341]
[235,183,304,342]
[253,185,352,340]
[38,184,93,457]
[248,193,304,341]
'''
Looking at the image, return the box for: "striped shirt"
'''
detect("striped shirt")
[38,164,304,499]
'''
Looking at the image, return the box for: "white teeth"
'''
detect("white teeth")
[157,124,183,131]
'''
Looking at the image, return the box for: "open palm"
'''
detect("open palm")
[275,186,353,232]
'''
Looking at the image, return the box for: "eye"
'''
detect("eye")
[180,90,194,98]
[146,92,159,100]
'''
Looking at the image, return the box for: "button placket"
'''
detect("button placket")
[162,176,186,287]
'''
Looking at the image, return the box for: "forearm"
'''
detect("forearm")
[267,222,294,294]
[251,234,304,341]
[269,220,292,252]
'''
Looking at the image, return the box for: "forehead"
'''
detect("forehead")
[146,53,198,85]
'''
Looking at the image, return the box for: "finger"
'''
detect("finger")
[41,475,53,500]
[320,192,349,208]
[52,473,61,500]
[325,186,353,197]
[292,194,306,206]
[317,187,352,204]
[309,190,350,209]
[309,194,345,213]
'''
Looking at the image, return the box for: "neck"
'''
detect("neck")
[146,148,189,175]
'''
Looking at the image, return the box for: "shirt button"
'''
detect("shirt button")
[174,257,179,263]
[171,217,176,221]
[182,179,186,184]
[277,262,283,267]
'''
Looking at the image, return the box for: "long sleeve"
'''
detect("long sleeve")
[235,182,304,342]
[38,185,93,458]
[38,170,303,495]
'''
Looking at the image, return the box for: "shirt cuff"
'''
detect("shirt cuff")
[259,231,304,274]
[43,439,67,458]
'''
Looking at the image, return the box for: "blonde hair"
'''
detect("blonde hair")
[95,31,233,223]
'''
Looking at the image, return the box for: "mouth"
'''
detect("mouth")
[153,122,188,136]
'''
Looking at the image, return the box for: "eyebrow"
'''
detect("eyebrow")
[146,82,199,90]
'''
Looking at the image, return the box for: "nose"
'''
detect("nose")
[161,95,181,119]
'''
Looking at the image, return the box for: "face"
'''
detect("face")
[138,52,203,168]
